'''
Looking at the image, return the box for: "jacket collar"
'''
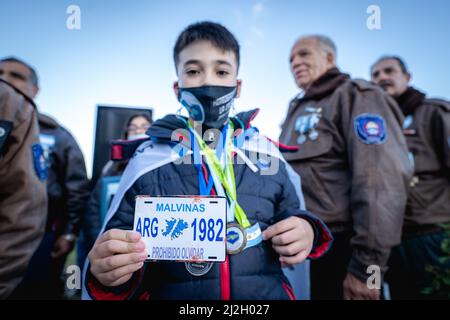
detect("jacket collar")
[395,87,426,116]
[146,109,260,142]
[110,109,262,162]
[301,67,350,102]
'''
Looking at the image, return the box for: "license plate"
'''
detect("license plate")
[133,196,227,262]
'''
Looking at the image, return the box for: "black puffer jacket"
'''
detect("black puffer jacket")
[38,114,89,235]
[86,110,332,300]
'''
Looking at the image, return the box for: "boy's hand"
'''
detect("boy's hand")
[262,216,314,266]
[88,229,147,287]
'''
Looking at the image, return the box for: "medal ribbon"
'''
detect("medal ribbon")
[187,120,251,229]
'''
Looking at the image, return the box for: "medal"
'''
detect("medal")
[226,222,247,255]
[403,115,413,129]
[309,130,319,140]
[206,131,215,142]
[297,134,306,144]
[185,261,214,277]
[187,120,262,256]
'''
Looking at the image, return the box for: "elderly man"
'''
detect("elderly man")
[279,36,413,300]
[371,56,450,299]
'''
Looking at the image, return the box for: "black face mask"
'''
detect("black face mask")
[178,85,237,129]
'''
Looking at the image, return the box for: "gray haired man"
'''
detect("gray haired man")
[279,35,413,300]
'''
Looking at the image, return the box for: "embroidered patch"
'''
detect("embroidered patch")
[32,143,48,180]
[354,113,387,145]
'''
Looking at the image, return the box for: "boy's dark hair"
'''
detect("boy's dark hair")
[173,21,240,72]
[0,56,39,86]
[371,55,410,75]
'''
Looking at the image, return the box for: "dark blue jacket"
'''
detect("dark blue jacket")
[38,114,89,235]
[85,110,332,300]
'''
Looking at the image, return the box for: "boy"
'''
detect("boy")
[83,21,332,300]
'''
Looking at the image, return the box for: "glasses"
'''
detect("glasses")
[127,124,150,133]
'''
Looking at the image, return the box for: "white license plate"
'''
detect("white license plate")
[133,196,227,262]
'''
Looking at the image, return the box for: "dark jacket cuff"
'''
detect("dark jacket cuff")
[85,265,142,300]
[348,249,389,283]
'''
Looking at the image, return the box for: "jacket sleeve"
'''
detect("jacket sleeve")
[343,82,413,282]
[270,159,333,259]
[0,87,47,298]
[85,179,145,300]
[431,102,450,179]
[61,130,90,235]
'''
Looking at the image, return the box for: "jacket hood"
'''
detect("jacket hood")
[110,109,261,162]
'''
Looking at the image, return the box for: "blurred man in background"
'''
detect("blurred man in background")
[0,57,90,299]
[0,78,47,299]
[371,56,450,299]
[279,36,413,300]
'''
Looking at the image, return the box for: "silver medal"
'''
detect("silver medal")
[226,223,247,255]
[309,130,319,140]
[185,261,214,277]
[207,131,215,142]
[297,134,307,144]
[403,115,414,129]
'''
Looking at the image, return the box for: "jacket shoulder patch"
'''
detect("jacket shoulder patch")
[354,113,387,145]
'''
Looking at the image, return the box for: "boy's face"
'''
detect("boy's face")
[173,40,241,97]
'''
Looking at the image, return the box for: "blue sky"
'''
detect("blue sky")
[1,0,449,176]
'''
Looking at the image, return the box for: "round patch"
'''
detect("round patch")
[354,113,387,145]
[185,261,213,277]
[0,127,5,137]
